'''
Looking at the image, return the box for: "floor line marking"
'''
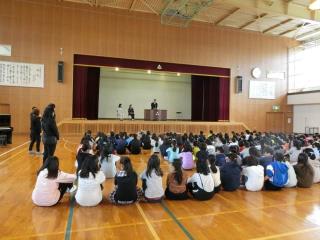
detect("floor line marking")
[161,201,194,240]
[249,226,320,240]
[64,195,75,240]
[136,203,161,240]
[0,141,29,158]
[0,147,28,165]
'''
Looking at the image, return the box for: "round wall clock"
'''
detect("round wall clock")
[252,67,261,79]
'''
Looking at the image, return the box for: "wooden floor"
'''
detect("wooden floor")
[1,135,320,240]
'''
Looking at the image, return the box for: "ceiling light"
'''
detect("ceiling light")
[177,73,181,76]
[115,67,119,71]
[147,70,151,74]
[309,0,320,10]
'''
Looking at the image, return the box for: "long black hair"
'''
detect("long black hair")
[146,154,163,177]
[119,156,134,176]
[172,139,177,152]
[79,155,100,178]
[196,158,210,175]
[298,153,309,165]
[37,156,59,179]
[172,158,183,184]
[100,142,113,162]
[208,154,217,173]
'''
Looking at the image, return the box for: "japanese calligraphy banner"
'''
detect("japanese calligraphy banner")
[0,61,44,88]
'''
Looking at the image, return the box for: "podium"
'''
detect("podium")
[144,109,167,121]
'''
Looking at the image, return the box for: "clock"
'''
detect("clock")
[251,67,261,79]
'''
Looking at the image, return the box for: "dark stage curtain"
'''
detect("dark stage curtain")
[191,75,229,121]
[73,66,100,119]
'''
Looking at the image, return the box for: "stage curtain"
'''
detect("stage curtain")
[73,66,100,119]
[218,77,230,121]
[191,75,229,121]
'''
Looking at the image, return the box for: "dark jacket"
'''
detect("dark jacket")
[114,172,138,203]
[41,118,59,142]
[30,113,41,135]
[220,161,241,191]
[294,163,314,188]
[130,139,141,154]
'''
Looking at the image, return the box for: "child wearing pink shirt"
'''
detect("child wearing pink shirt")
[32,156,76,206]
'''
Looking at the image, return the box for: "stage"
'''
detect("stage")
[58,119,248,136]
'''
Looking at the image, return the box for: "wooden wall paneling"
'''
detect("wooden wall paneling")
[0,0,297,133]
[0,103,10,113]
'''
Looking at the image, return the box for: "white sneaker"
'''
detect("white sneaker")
[35,152,43,155]
[28,151,35,154]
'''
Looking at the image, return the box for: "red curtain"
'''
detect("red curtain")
[218,77,230,121]
[191,75,229,121]
[73,66,100,119]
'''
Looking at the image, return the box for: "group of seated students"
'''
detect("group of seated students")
[32,130,320,207]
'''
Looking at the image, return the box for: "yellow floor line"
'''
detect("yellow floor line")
[136,203,161,240]
[1,221,147,240]
[0,141,30,158]
[249,226,320,240]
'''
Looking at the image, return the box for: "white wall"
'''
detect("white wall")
[288,92,320,105]
[293,104,320,133]
[98,68,191,119]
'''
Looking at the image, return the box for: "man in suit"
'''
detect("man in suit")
[151,99,158,110]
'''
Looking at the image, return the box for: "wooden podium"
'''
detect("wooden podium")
[144,109,167,121]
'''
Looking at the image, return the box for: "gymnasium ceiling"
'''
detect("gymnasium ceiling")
[63,0,320,42]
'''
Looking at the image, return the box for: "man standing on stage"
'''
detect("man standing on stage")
[151,99,158,110]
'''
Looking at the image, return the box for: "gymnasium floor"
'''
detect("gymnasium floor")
[1,135,320,240]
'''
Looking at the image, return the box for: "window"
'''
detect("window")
[288,40,320,93]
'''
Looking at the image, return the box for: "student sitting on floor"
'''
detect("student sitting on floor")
[215,147,226,167]
[115,134,127,155]
[32,156,76,207]
[294,153,315,188]
[75,155,106,207]
[208,154,221,193]
[220,153,241,191]
[179,143,194,170]
[142,134,152,150]
[129,134,141,154]
[75,139,92,174]
[304,148,320,183]
[264,152,288,191]
[109,156,143,205]
[140,154,164,202]
[165,158,189,200]
[151,136,161,154]
[284,154,297,188]
[187,158,215,201]
[99,142,120,178]
[241,156,264,191]
[166,139,180,163]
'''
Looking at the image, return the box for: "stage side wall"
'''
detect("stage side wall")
[0,0,296,133]
[98,69,191,119]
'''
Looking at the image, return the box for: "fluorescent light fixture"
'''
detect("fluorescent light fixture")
[115,67,119,71]
[147,70,151,74]
[296,28,320,41]
[309,0,320,10]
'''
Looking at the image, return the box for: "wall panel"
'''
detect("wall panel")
[0,0,296,133]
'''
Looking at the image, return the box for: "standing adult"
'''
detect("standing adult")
[29,107,42,154]
[117,104,124,121]
[128,104,135,120]
[42,103,59,163]
[151,99,158,110]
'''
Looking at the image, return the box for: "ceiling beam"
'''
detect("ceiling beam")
[296,27,320,41]
[139,0,158,15]
[278,23,309,36]
[215,8,240,25]
[212,0,320,23]
[262,18,292,33]
[239,13,268,29]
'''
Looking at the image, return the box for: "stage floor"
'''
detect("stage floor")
[58,119,248,135]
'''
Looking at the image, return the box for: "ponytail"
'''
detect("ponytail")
[172,158,183,184]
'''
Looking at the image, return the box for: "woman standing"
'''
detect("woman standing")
[128,104,135,120]
[29,107,42,154]
[41,103,59,163]
[117,104,124,121]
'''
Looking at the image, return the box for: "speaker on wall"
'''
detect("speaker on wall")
[235,75,243,93]
[57,61,64,82]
